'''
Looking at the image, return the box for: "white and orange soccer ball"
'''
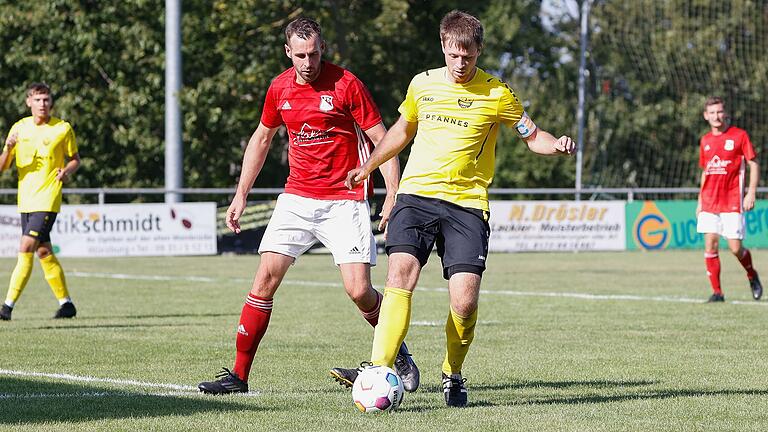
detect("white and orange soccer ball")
[352,365,404,413]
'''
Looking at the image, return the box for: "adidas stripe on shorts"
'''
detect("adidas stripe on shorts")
[258,193,376,265]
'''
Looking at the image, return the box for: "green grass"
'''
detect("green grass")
[1,251,767,431]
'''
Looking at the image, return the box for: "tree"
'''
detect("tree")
[0,0,579,203]
[588,0,768,191]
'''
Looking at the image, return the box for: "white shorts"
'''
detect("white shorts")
[258,193,376,265]
[696,211,744,240]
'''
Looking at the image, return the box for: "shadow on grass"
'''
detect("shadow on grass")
[0,377,261,425]
[398,380,768,411]
[500,388,768,407]
[419,379,657,393]
[480,379,659,391]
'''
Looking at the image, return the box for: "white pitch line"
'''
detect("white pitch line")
[69,271,220,283]
[0,369,263,398]
[67,271,768,307]
[0,391,194,400]
[421,287,768,307]
[0,369,196,391]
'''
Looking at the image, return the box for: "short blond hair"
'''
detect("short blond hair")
[440,10,483,50]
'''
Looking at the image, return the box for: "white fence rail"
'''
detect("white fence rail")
[3,187,759,204]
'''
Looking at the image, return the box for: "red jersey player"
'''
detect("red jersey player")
[198,17,420,394]
[696,96,762,302]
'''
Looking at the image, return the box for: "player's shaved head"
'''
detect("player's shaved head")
[440,10,483,51]
[285,17,322,45]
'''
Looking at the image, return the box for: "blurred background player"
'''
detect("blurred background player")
[331,10,575,407]
[696,96,761,303]
[198,17,419,394]
[0,82,80,321]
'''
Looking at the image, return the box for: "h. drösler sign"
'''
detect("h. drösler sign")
[489,201,626,252]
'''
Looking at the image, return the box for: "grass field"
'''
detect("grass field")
[1,250,767,431]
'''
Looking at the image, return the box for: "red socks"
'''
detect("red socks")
[359,289,383,327]
[705,252,722,295]
[233,294,273,381]
[738,249,758,280]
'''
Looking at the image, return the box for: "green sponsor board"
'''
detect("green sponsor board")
[626,200,768,250]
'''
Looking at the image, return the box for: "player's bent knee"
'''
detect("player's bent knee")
[346,289,373,306]
[250,272,283,297]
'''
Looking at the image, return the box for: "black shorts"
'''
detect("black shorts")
[21,212,57,243]
[385,194,490,280]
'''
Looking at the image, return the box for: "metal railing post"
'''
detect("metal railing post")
[575,0,592,201]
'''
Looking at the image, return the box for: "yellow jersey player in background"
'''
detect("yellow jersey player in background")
[0,82,80,321]
[331,10,575,407]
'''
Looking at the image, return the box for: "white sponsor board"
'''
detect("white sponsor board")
[0,203,217,257]
[489,201,626,252]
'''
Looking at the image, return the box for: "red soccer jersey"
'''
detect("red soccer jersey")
[699,126,756,213]
[260,62,382,200]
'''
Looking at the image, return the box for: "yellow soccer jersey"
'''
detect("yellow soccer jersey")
[4,116,78,213]
[398,66,534,211]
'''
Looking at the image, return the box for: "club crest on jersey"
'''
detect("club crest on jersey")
[457,98,473,109]
[724,139,734,151]
[319,95,334,111]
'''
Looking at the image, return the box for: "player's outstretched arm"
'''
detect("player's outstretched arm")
[346,115,416,190]
[227,123,279,233]
[523,128,575,156]
[363,122,401,232]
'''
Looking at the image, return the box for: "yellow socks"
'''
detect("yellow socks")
[371,287,412,367]
[442,306,477,375]
[5,252,34,306]
[39,254,70,302]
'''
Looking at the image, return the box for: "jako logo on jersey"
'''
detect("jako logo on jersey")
[319,95,334,111]
[724,139,735,151]
[457,98,473,108]
[632,201,670,250]
[421,96,434,102]
[705,155,732,175]
[281,101,292,110]
[237,324,249,336]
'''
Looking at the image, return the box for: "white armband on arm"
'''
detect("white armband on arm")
[514,111,537,138]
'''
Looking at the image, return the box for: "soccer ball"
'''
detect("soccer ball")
[352,365,404,413]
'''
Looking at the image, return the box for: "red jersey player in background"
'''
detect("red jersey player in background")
[198,17,420,394]
[696,96,762,303]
